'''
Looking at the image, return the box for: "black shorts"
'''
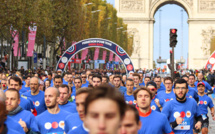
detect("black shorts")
[193,115,209,133]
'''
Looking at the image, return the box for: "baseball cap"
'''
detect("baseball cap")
[146,81,157,89]
[197,82,205,87]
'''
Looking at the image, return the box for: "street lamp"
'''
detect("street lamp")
[84,2,93,6]
[91,10,101,14]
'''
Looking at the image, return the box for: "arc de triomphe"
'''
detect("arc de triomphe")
[115,0,215,70]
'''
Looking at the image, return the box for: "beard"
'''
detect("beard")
[175,93,186,101]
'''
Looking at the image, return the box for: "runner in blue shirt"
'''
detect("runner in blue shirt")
[133,73,144,90]
[58,84,77,113]
[84,85,126,134]
[92,74,102,88]
[133,87,173,134]
[1,79,8,92]
[22,77,46,115]
[118,104,141,134]
[53,75,63,89]
[36,87,71,134]
[5,89,39,133]
[154,76,166,93]
[8,76,36,114]
[0,98,23,134]
[157,77,175,102]
[194,82,215,134]
[162,79,202,134]
[71,77,83,103]
[194,73,213,94]
[182,75,199,102]
[113,75,126,95]
[124,79,136,105]
[21,76,31,93]
[66,87,92,133]
[146,81,164,112]
[81,73,89,87]
[102,75,109,84]
[188,74,197,92]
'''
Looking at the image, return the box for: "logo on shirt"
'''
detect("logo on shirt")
[151,105,156,110]
[189,96,193,98]
[35,101,40,107]
[199,101,203,105]
[165,99,170,102]
[173,111,192,118]
[133,100,136,104]
[44,121,65,130]
[204,101,207,105]
[186,111,191,118]
[72,95,76,100]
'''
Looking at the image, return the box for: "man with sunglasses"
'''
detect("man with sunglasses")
[81,73,89,87]
[146,81,164,112]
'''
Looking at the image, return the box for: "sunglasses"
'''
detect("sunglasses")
[149,88,156,91]
[82,77,86,78]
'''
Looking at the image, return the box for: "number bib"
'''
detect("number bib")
[174,118,190,130]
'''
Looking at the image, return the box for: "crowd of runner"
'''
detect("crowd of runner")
[0,68,215,134]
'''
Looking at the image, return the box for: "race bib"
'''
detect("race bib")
[47,132,64,134]
[174,118,190,130]
[202,114,207,120]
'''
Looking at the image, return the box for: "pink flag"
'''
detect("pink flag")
[81,49,89,60]
[11,30,21,56]
[94,48,100,60]
[102,50,107,60]
[109,51,113,61]
[115,55,120,62]
[27,26,37,57]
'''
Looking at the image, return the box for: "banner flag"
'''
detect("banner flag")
[27,25,37,57]
[205,51,215,71]
[109,51,113,61]
[102,50,107,61]
[93,47,100,60]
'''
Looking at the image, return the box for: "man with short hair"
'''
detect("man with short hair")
[66,87,92,133]
[195,73,213,94]
[35,87,71,133]
[154,76,165,93]
[188,74,197,92]
[162,79,202,133]
[133,87,172,133]
[22,77,46,115]
[157,77,175,102]
[45,79,51,89]
[58,84,77,113]
[53,75,63,89]
[71,77,83,103]
[5,88,39,133]
[146,81,164,112]
[133,73,144,90]
[67,73,74,88]
[81,73,89,87]
[88,74,94,87]
[194,82,215,134]
[1,79,7,92]
[102,75,109,84]
[0,97,23,134]
[118,104,141,134]
[144,76,151,86]
[113,75,126,95]
[84,84,126,134]
[8,76,34,112]
[92,74,102,87]
[22,76,31,93]
[124,79,136,105]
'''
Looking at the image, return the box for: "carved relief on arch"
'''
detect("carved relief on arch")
[119,0,145,12]
[128,28,141,56]
[199,0,215,13]
[201,27,215,56]
[150,0,193,10]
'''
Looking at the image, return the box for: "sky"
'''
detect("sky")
[106,0,188,68]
